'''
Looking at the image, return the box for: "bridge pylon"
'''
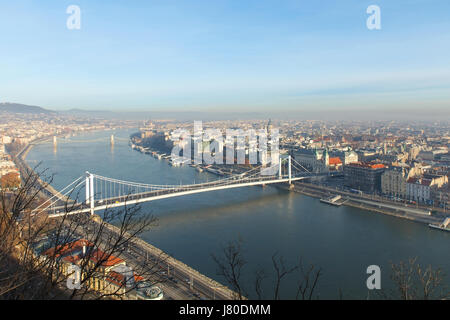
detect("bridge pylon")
[85,172,90,205]
[85,171,95,215]
[288,155,292,184]
[278,156,282,179]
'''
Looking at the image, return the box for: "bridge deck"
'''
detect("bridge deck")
[48,175,311,217]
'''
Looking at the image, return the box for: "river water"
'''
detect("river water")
[26,128,449,299]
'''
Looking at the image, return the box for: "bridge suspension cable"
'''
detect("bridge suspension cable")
[91,163,268,190]
[290,157,312,173]
[38,155,317,217]
[32,175,86,213]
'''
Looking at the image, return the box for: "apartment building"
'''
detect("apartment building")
[40,239,163,300]
[344,162,386,193]
[293,148,329,173]
[381,165,422,198]
[406,174,448,204]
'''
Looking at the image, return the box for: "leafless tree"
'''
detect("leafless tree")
[294,258,322,300]
[271,253,298,300]
[378,257,449,300]
[212,240,322,300]
[0,164,167,300]
[211,238,247,300]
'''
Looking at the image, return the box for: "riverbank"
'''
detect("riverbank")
[276,182,447,227]
[24,128,450,299]
[14,135,65,204]
[16,133,236,300]
[131,138,252,175]
[97,219,237,300]
[129,139,448,228]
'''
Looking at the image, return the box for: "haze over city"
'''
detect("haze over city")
[1,0,450,120]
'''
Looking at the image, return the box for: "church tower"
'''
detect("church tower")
[323,149,329,166]
[266,119,273,135]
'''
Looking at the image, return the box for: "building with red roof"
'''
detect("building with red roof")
[406,174,448,204]
[41,238,162,300]
[344,162,386,193]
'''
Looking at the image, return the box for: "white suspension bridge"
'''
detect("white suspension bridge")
[33,156,331,218]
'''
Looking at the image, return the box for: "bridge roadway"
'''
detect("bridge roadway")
[18,135,240,299]
[48,174,313,217]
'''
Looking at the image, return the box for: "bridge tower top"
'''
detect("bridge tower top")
[85,172,94,215]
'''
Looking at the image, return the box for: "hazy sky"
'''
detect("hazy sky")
[1,0,450,115]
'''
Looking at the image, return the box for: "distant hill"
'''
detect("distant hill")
[0,102,54,114]
[62,108,117,118]
[65,108,109,113]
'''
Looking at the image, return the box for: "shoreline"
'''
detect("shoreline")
[15,130,237,300]
[15,134,71,202]
[13,129,446,298]
[130,139,448,228]
[276,182,447,227]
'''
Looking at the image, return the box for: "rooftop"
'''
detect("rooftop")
[346,162,385,169]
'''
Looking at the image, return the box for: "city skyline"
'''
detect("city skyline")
[0,98,449,301]
[1,1,449,304]
[1,0,450,115]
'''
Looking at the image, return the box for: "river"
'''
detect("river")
[26,128,449,299]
